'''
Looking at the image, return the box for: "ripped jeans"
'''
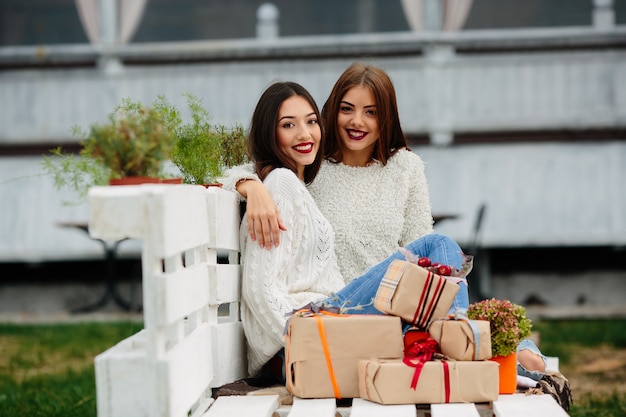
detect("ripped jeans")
[517,339,548,381]
[321,233,469,319]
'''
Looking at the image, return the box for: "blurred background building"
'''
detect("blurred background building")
[1,0,625,316]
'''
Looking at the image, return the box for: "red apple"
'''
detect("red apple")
[437,265,452,276]
[417,257,431,267]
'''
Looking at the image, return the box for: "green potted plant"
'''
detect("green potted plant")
[467,298,532,394]
[467,298,532,357]
[42,95,182,203]
[170,93,248,186]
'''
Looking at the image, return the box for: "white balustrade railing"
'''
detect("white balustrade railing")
[1,26,625,262]
[1,27,625,144]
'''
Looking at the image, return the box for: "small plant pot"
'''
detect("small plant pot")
[490,352,517,394]
[109,177,183,186]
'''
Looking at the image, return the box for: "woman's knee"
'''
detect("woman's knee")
[430,233,463,265]
[402,233,463,269]
[518,348,546,373]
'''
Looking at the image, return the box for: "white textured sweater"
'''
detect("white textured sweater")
[222,149,435,281]
[239,168,345,376]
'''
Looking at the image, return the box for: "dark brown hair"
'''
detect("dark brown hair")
[248,81,324,184]
[321,63,408,165]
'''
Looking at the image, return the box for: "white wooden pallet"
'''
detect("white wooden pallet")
[203,395,567,417]
[90,185,246,417]
[88,185,568,417]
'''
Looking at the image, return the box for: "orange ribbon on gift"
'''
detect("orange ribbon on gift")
[284,304,345,399]
[313,315,342,399]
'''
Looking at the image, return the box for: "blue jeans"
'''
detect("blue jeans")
[321,233,469,319]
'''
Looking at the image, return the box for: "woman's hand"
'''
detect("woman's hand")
[238,180,287,249]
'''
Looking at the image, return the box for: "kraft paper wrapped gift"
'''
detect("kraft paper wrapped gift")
[358,358,499,405]
[285,313,404,399]
[428,317,492,361]
[374,260,459,328]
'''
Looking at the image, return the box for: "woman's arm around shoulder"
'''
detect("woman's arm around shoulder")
[219,162,258,196]
[220,163,287,248]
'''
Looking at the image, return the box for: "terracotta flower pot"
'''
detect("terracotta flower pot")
[109,177,183,186]
[490,352,517,394]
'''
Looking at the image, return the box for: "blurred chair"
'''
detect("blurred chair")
[467,203,486,257]
[466,203,490,302]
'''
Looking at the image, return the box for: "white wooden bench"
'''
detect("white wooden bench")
[88,184,569,417]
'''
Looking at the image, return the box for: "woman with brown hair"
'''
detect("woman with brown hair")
[239,80,466,383]
[225,62,453,290]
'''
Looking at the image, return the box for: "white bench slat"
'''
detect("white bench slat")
[89,185,151,241]
[431,403,480,417]
[145,186,210,258]
[286,397,336,417]
[203,394,280,417]
[210,321,247,387]
[206,187,241,251]
[493,394,568,417]
[95,331,148,417]
[189,398,215,417]
[546,356,559,371]
[160,323,213,417]
[350,398,416,417]
[210,264,241,305]
[158,263,211,325]
[89,185,210,256]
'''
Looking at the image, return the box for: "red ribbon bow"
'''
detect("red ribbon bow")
[402,337,451,402]
[404,337,438,361]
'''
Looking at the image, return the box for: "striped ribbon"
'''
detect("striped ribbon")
[411,270,448,328]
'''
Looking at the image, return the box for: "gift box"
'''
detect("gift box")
[285,313,404,399]
[374,260,459,328]
[428,317,492,361]
[358,358,499,405]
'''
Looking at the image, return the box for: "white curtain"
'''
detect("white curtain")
[401,0,473,32]
[442,0,473,31]
[75,0,147,44]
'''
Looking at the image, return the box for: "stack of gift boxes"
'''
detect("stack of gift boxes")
[283,259,500,404]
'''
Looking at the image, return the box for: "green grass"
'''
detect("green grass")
[0,321,142,417]
[0,319,625,416]
[569,392,626,417]
[533,319,626,362]
[532,319,626,417]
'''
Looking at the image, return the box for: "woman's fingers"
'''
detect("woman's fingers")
[260,217,275,249]
[251,211,284,249]
[244,181,286,248]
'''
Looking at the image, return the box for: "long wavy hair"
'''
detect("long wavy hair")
[321,63,409,165]
[248,81,324,184]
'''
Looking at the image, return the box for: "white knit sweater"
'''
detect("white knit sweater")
[222,149,435,281]
[239,168,345,376]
